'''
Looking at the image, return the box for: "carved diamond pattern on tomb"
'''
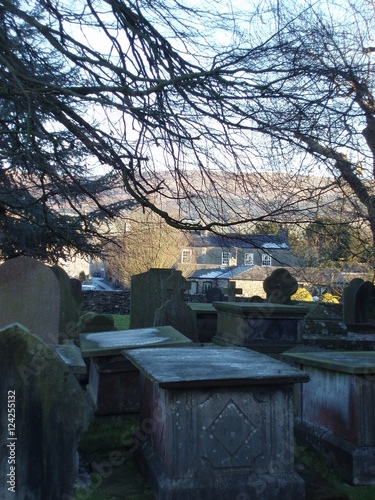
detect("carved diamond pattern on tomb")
[207,399,255,456]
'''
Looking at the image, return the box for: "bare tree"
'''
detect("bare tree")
[1,0,374,268]
[106,208,186,287]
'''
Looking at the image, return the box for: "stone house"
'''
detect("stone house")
[177,229,300,295]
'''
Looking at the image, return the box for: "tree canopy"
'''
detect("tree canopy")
[0,0,374,266]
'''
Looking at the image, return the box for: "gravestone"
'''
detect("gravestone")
[77,311,115,334]
[343,278,365,324]
[125,346,308,499]
[51,265,85,341]
[0,323,89,499]
[343,279,375,331]
[130,268,173,329]
[154,271,199,343]
[283,350,375,485]
[0,257,81,344]
[223,281,243,301]
[263,268,298,304]
[205,286,224,303]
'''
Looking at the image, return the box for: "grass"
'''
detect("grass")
[74,415,153,500]
[295,442,375,500]
[113,314,130,330]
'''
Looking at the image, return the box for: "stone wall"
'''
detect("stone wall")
[83,291,130,315]
[235,279,267,298]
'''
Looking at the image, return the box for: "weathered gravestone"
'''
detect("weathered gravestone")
[0,257,82,344]
[77,311,115,334]
[0,323,89,500]
[205,286,224,303]
[130,268,173,329]
[343,278,375,331]
[343,278,365,324]
[154,270,199,343]
[263,268,298,305]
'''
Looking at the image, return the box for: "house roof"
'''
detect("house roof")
[184,232,290,250]
[188,265,371,286]
[188,266,250,280]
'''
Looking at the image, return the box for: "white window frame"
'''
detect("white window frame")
[189,281,198,294]
[222,251,231,266]
[262,254,272,266]
[244,252,254,266]
[181,249,192,264]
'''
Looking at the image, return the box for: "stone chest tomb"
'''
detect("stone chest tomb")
[124,346,309,499]
[213,302,309,353]
[283,350,375,485]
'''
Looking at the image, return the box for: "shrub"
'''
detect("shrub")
[320,293,339,304]
[291,288,313,302]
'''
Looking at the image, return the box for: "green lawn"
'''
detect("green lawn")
[113,314,130,330]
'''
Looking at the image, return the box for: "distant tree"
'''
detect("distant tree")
[289,217,373,268]
[252,222,279,235]
[106,209,186,287]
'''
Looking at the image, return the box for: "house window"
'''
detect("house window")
[190,281,198,294]
[203,282,212,292]
[244,253,254,266]
[262,254,272,266]
[181,249,192,263]
[222,251,231,266]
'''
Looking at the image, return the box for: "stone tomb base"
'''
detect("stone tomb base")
[213,302,309,353]
[188,303,217,343]
[79,327,193,415]
[124,347,309,499]
[283,351,375,485]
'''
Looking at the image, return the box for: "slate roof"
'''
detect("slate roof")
[189,266,250,280]
[184,232,289,250]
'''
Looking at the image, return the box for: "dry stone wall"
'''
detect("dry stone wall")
[83,291,130,315]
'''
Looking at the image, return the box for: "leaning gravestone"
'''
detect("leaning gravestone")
[130,268,173,329]
[154,270,199,343]
[263,268,298,304]
[0,257,82,344]
[0,323,89,500]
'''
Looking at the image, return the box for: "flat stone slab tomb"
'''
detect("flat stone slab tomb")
[51,343,87,375]
[213,302,309,353]
[79,326,193,415]
[283,350,375,485]
[124,346,309,499]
